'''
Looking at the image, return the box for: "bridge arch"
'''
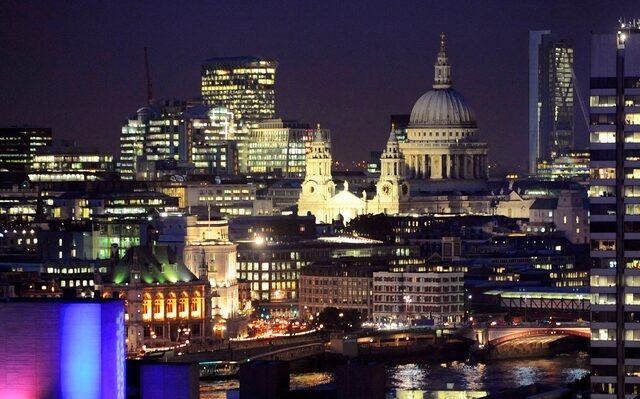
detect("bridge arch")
[488,327,590,346]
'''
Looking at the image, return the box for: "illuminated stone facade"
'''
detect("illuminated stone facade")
[298,34,492,222]
[182,216,241,321]
[102,245,210,354]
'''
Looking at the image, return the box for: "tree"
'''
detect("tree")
[347,214,394,242]
[313,307,363,332]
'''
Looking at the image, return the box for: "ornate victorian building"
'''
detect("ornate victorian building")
[298,34,493,223]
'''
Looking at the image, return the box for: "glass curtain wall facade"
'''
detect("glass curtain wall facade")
[201,56,278,124]
[247,119,324,178]
[589,25,640,399]
[529,31,574,176]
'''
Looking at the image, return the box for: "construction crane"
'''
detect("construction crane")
[144,47,153,104]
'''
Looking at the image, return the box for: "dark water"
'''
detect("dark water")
[200,355,589,398]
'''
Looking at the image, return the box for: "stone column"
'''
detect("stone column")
[431,155,438,179]
[442,154,448,179]
[473,155,479,179]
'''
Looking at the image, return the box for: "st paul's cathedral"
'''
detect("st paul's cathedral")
[298,34,493,223]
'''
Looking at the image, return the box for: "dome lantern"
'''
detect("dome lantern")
[433,32,452,89]
[409,33,476,128]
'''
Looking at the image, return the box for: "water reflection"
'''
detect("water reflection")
[385,356,589,394]
[513,366,538,386]
[290,372,333,390]
[454,362,486,391]
[200,372,334,399]
[200,356,590,398]
[388,363,428,391]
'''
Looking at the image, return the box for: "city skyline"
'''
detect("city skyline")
[1,1,637,175]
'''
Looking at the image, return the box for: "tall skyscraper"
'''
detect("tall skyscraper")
[589,21,640,399]
[201,56,278,125]
[529,31,574,176]
[0,126,52,171]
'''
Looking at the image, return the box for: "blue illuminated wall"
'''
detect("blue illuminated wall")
[0,300,125,399]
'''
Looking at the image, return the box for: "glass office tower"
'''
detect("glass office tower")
[529,31,575,176]
[201,56,278,124]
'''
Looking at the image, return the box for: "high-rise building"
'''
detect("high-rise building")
[190,106,241,176]
[589,21,640,399]
[529,31,574,175]
[0,126,52,171]
[247,119,324,178]
[118,101,242,180]
[201,56,278,124]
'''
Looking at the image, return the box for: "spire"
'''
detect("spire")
[433,32,452,89]
[314,123,323,142]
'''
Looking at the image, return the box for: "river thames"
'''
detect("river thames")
[199,355,590,398]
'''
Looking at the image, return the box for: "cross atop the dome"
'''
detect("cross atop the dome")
[440,32,446,52]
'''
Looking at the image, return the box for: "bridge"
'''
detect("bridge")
[461,322,590,360]
[198,342,327,378]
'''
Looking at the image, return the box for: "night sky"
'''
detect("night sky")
[1,1,637,176]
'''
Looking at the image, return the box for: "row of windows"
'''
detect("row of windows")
[374,285,460,293]
[373,276,459,283]
[373,295,462,303]
[239,272,298,281]
[373,304,461,312]
[249,281,296,292]
[590,94,640,107]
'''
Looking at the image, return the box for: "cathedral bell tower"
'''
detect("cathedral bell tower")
[375,128,409,213]
[301,125,335,199]
[297,125,336,222]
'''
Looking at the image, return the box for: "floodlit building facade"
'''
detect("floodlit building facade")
[201,56,278,124]
[372,270,464,325]
[102,245,210,354]
[298,33,492,223]
[529,31,575,176]
[182,216,241,321]
[298,262,378,320]
[589,23,640,398]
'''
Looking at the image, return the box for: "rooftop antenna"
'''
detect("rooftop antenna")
[144,47,153,104]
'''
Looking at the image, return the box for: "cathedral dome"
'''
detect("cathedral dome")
[408,32,476,128]
[409,88,476,127]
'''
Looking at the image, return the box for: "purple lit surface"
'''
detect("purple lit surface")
[0,301,125,399]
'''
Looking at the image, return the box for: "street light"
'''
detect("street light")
[403,295,412,323]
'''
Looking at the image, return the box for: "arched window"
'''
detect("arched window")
[142,293,152,321]
[191,291,202,318]
[153,293,165,320]
[178,292,189,319]
[166,292,177,319]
